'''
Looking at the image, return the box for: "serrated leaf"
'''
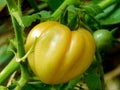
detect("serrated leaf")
[22,14,40,27]
[38,10,51,21]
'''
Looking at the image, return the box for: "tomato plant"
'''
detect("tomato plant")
[25,21,96,84]
[0,0,120,90]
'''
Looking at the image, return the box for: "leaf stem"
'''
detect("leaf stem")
[95,51,105,90]
[51,0,76,20]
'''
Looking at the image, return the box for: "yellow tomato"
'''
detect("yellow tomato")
[25,21,96,84]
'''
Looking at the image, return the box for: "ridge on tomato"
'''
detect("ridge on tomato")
[25,21,96,84]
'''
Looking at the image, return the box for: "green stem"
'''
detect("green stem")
[0,58,19,84]
[1,1,27,89]
[18,0,22,16]
[6,0,25,57]
[98,0,116,9]
[10,2,29,89]
[51,0,75,20]
[14,77,27,90]
[95,51,105,90]
[5,0,17,10]
[11,16,25,57]
[14,62,30,90]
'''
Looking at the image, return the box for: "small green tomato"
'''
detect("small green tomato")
[93,29,114,51]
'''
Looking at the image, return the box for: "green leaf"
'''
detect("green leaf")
[85,73,101,90]
[0,45,13,66]
[23,10,51,25]
[0,86,7,90]
[84,3,103,16]
[0,0,6,11]
[23,81,54,90]
[64,75,82,90]
[60,5,78,30]
[38,10,51,21]
[44,0,64,10]
[98,4,120,25]
[67,5,78,30]
[85,60,102,90]
[95,3,117,19]
[22,13,40,27]
[0,0,6,7]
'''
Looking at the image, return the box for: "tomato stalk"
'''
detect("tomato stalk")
[5,0,25,57]
[7,0,31,89]
[0,0,30,89]
[0,0,24,84]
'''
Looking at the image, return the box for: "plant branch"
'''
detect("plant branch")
[0,1,29,89]
[0,58,19,84]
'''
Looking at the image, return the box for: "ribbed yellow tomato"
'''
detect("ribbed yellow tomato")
[25,21,95,84]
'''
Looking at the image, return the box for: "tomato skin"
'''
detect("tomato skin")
[25,21,96,84]
[93,29,113,51]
